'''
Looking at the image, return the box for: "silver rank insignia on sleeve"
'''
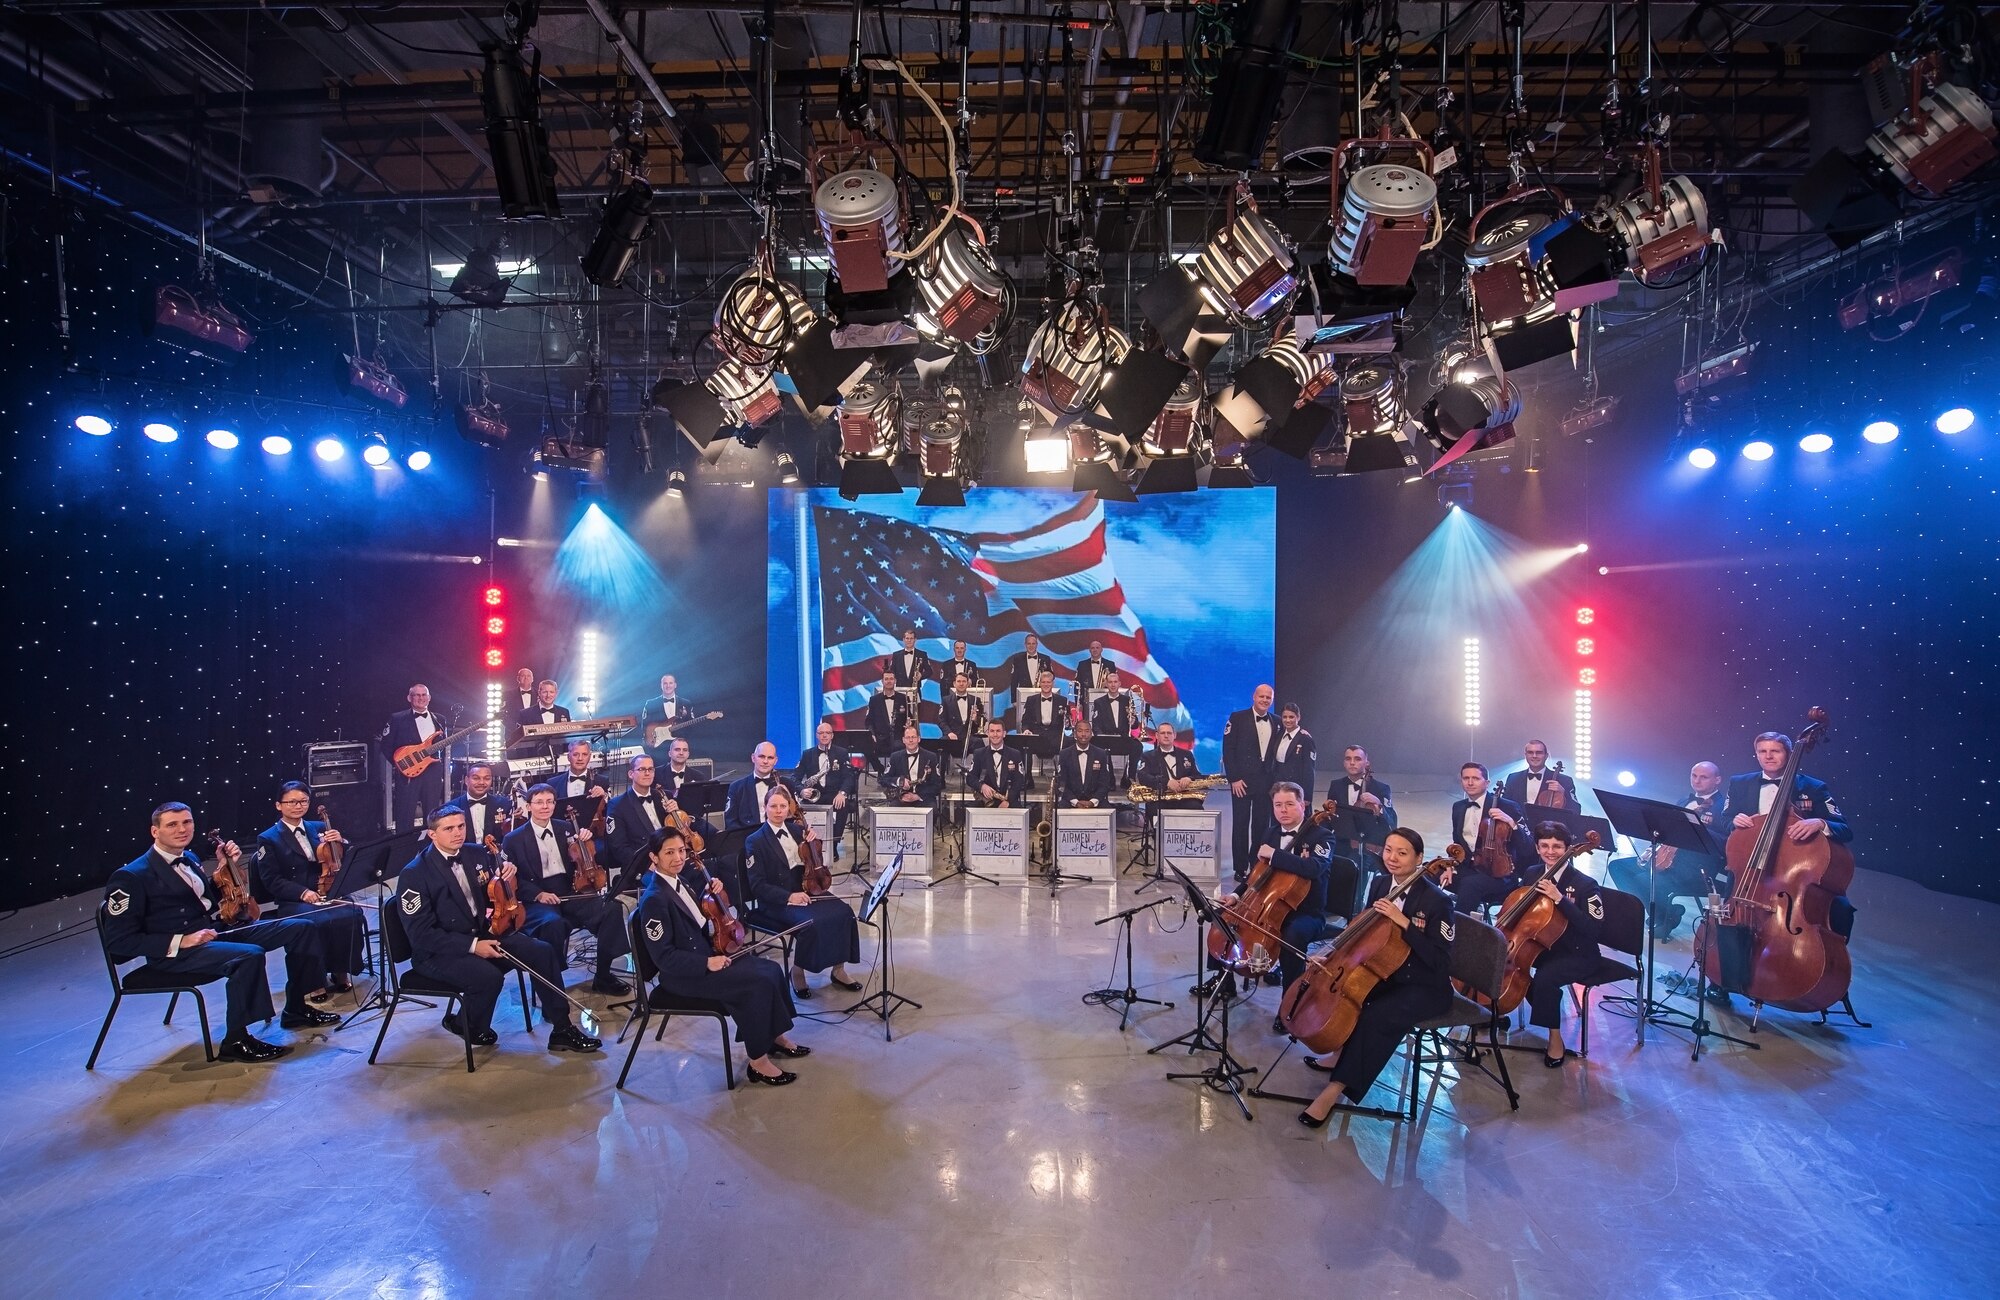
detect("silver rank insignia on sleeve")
[106,889,130,917]
[645,918,664,942]
[1314,843,1331,860]
[401,889,422,915]
[1439,919,1456,942]
[1588,895,1605,920]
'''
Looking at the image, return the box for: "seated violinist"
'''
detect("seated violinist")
[499,784,632,995]
[252,782,367,1004]
[633,826,808,1086]
[1203,783,1336,1025]
[744,787,862,1000]
[1298,827,1456,1127]
[1519,822,1605,1069]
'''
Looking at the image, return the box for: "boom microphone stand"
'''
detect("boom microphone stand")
[1084,896,1175,1029]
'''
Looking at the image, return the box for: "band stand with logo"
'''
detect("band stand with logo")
[866,804,931,890]
[1136,805,1223,895]
[1051,807,1114,892]
[963,805,1031,880]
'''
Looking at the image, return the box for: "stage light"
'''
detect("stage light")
[704,357,784,430]
[814,167,905,295]
[313,436,346,462]
[580,178,654,287]
[1574,543,1590,555]
[1193,0,1300,170]
[665,467,687,498]
[1465,194,1615,372]
[448,247,514,309]
[1799,432,1834,454]
[142,421,180,443]
[153,283,254,356]
[1936,408,1974,434]
[344,353,408,408]
[1597,565,1609,576]
[480,40,561,219]
[1573,688,1594,782]
[261,433,293,456]
[1576,607,1595,625]
[1021,296,1129,422]
[577,626,600,717]
[1194,191,1298,323]
[1601,173,1715,281]
[715,267,816,368]
[406,448,433,471]
[1462,637,1482,729]
[457,395,510,448]
[775,451,801,485]
[1023,426,1069,475]
[1329,148,1439,288]
[205,428,239,450]
[1862,420,1900,444]
[905,386,968,500]
[1687,446,1718,470]
[483,648,504,669]
[1617,770,1637,788]
[361,433,393,467]
[484,586,504,606]
[1420,371,1521,474]
[912,222,1009,346]
[484,680,506,760]
[1741,440,1775,461]
[75,414,113,436]
[1578,667,1597,685]
[1576,638,1595,655]
[1863,81,1997,201]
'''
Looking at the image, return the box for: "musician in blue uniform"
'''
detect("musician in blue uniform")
[1051,719,1114,808]
[1211,783,1337,1016]
[499,785,632,995]
[1017,671,1069,766]
[966,719,1032,808]
[1271,705,1317,806]
[939,672,982,763]
[102,802,336,1063]
[1298,827,1456,1125]
[443,762,515,848]
[1606,761,1728,941]
[1519,823,1605,1068]
[252,782,366,1001]
[1223,684,1281,885]
[396,807,600,1052]
[940,640,982,689]
[1075,640,1116,691]
[1719,730,1856,939]
[606,754,673,891]
[384,682,451,830]
[1135,722,1204,802]
[1090,668,1141,744]
[513,679,572,761]
[1327,745,1396,871]
[791,720,857,845]
[1002,633,1054,693]
[634,825,808,1086]
[865,671,910,773]
[744,787,862,999]
[549,740,607,825]
[887,629,932,688]
[881,725,944,806]
[1500,740,1579,811]
[1445,761,1531,911]
[724,742,789,831]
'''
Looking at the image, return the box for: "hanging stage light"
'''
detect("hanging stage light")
[406,447,433,471]
[912,222,1009,346]
[1023,420,1070,474]
[715,268,817,369]
[457,397,510,448]
[480,40,562,220]
[1600,174,1714,282]
[1021,295,1130,424]
[1328,143,1439,288]
[204,427,240,450]
[1318,361,1418,476]
[665,466,688,498]
[836,368,904,499]
[75,414,113,436]
[343,353,408,407]
[360,432,393,467]
[1137,375,1204,459]
[908,386,969,507]
[142,421,181,444]
[814,166,907,295]
[775,451,801,485]
[704,356,784,431]
[153,283,254,356]
[1193,0,1302,171]
[449,248,514,309]
[1465,188,1618,374]
[1864,80,1997,201]
[580,178,654,287]
[1194,190,1299,325]
[1210,333,1336,459]
[1421,371,1522,475]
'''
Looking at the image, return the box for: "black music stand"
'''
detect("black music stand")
[1593,788,1757,1060]
[843,854,920,1039]
[676,780,729,836]
[1085,896,1176,1030]
[1150,865,1254,1121]
[334,826,424,1027]
[926,797,996,888]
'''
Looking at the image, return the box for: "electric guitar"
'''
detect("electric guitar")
[644,709,725,749]
[393,716,496,780]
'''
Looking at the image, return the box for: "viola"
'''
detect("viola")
[484,849,527,937]
[1471,793,1518,878]
[204,831,261,926]
[1471,830,1601,1015]
[1699,706,1855,1012]
[699,872,748,956]
[1533,760,1573,810]
[572,798,609,894]
[1208,804,1338,977]
[1278,845,1465,1055]
[313,803,343,898]
[798,826,832,896]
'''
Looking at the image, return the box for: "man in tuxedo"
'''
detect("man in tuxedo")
[1003,633,1054,694]
[865,671,910,771]
[941,639,981,689]
[1091,668,1141,746]
[939,671,982,762]
[888,629,931,688]
[642,674,695,730]
[1135,723,1205,804]
[792,720,856,844]
[1051,719,1113,809]
[515,679,571,761]
[1501,740,1579,812]
[500,785,631,995]
[1607,760,1728,940]
[511,667,538,716]
[1326,745,1396,888]
[1223,684,1281,885]
[550,740,607,824]
[882,724,943,807]
[658,738,697,802]
[967,720,1031,808]
[1444,760,1530,910]
[605,754,673,889]
[725,743,789,831]
[1719,731,1856,940]
[398,806,600,1052]
[444,763,513,848]
[1076,640,1115,691]
[1211,783,1338,1012]
[253,782,366,1000]
[1017,670,1068,766]
[384,683,451,831]
[102,802,336,1063]
[1272,704,1317,806]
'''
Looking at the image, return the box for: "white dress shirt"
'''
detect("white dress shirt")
[531,822,564,880]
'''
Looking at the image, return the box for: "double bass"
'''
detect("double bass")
[1279,845,1465,1054]
[1471,831,1601,1015]
[1699,707,1854,1011]
[1208,803,1339,976]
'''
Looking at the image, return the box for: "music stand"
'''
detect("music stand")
[676,780,729,836]
[844,854,921,1039]
[1149,865,1254,1120]
[334,826,423,1027]
[1593,788,1757,1060]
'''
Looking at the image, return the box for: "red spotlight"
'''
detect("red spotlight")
[484,586,505,607]
[1575,607,1595,625]
[484,648,504,669]
[486,617,505,636]
[1576,637,1595,656]
[1578,667,1597,686]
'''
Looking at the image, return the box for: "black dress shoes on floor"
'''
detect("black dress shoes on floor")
[829,976,863,992]
[591,974,632,995]
[280,1007,341,1030]
[791,983,813,1000]
[1296,1110,1327,1130]
[216,1035,291,1063]
[770,1043,812,1059]
[548,1024,603,1053]
[441,1012,499,1046]
[745,1068,798,1086]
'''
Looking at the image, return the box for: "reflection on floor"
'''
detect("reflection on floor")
[3,836,1993,1298]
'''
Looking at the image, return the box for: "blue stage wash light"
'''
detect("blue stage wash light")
[1862,419,1899,444]
[406,448,433,471]
[1799,432,1834,453]
[361,433,393,467]
[1617,770,1637,788]
[262,434,294,456]
[1935,408,1974,435]
[1686,446,1717,469]
[205,428,240,450]
[313,436,346,462]
[1741,440,1774,461]
[142,421,180,443]
[75,414,114,436]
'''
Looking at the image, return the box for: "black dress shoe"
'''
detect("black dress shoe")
[791,982,813,1000]
[216,1035,291,1063]
[1271,1015,1288,1035]
[591,974,632,995]
[1302,1055,1336,1073]
[1262,968,1284,986]
[1296,1109,1327,1130]
[280,1007,341,1030]
[1544,1051,1571,1069]
[441,1013,498,1046]
[1653,903,1686,941]
[829,975,862,992]
[770,1042,812,1059]
[745,1067,798,1086]
[548,1024,603,1053]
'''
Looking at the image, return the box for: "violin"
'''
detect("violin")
[699,872,748,956]
[313,803,343,898]
[572,797,609,894]
[1471,830,1601,1015]
[484,848,527,937]
[664,796,706,861]
[1278,845,1465,1055]
[1208,804,1339,977]
[1700,706,1855,1012]
[206,831,262,926]
[1471,791,1518,878]
[798,825,832,896]
[1533,759,1572,810]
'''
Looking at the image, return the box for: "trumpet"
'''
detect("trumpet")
[1126,776,1228,802]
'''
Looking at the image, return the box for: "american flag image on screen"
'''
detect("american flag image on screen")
[814,495,1195,738]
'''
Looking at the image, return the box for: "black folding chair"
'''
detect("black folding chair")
[616,913,736,1091]
[1570,887,1645,1057]
[1408,914,1520,1116]
[87,905,225,1068]
[366,904,531,1073]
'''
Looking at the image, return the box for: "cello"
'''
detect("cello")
[1470,831,1601,1015]
[1699,707,1855,1011]
[1279,845,1465,1054]
[1207,802,1339,977]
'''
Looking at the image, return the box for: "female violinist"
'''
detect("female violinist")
[1298,827,1457,1128]
[634,825,809,1086]
[1519,822,1606,1068]
[745,786,862,999]
[252,782,367,1003]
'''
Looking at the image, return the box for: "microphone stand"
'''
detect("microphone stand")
[1150,866,1254,1121]
[1084,896,1175,1030]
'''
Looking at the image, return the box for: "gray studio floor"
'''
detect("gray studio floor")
[3,795,1995,1298]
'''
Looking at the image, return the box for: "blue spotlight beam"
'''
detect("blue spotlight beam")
[547,503,671,612]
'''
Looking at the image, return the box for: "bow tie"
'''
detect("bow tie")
[413,712,431,720]
[540,828,554,839]
[1761,777,1780,785]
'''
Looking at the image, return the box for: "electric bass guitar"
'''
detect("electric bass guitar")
[644,710,725,749]
[393,716,496,780]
